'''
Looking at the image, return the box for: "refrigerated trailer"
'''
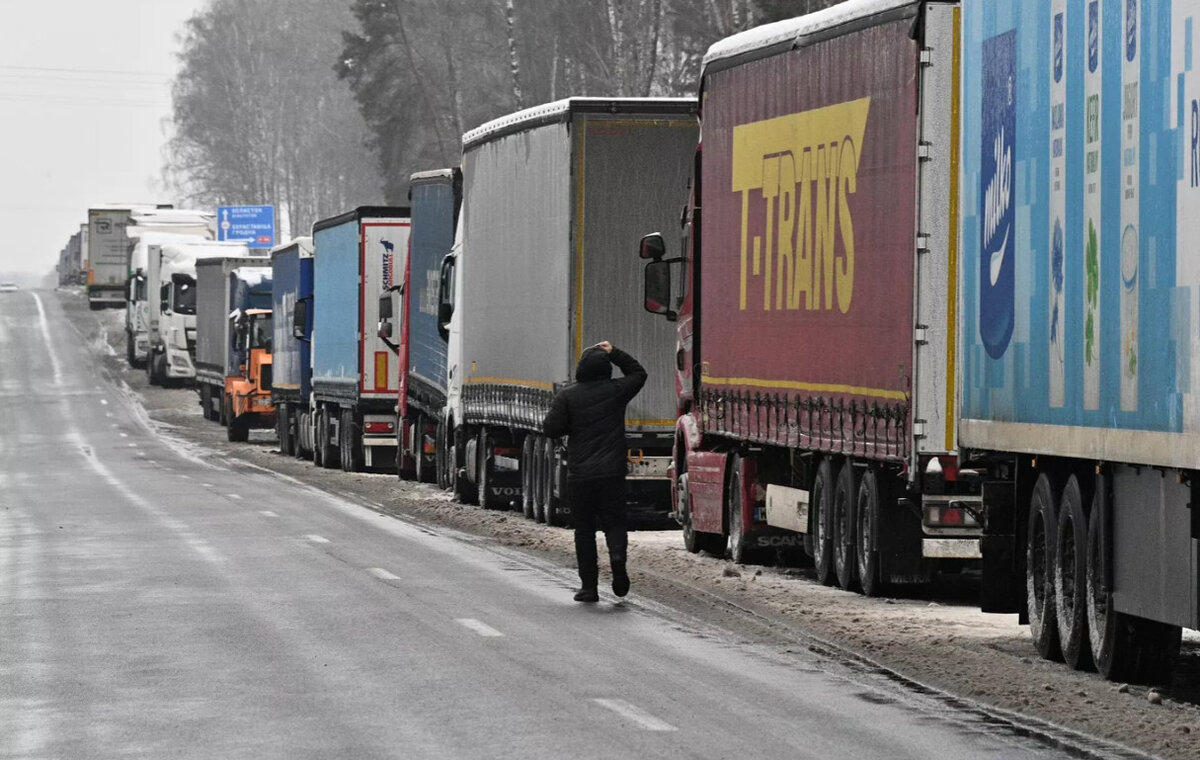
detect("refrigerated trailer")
[271,237,314,458]
[439,97,697,524]
[87,205,155,310]
[960,0,1199,684]
[379,170,458,484]
[308,207,411,472]
[640,0,977,585]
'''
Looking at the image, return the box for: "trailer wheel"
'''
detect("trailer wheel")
[1027,471,1063,662]
[833,461,860,591]
[199,384,212,421]
[520,435,536,520]
[414,414,435,484]
[277,402,292,456]
[316,407,338,469]
[1054,473,1092,670]
[811,458,836,586]
[855,468,884,597]
[477,428,499,509]
[126,335,139,368]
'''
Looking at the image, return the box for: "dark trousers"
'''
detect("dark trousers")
[568,476,628,589]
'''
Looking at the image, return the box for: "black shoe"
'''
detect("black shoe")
[612,563,630,598]
[573,588,599,603]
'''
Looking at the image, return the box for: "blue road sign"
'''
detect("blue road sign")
[217,205,275,249]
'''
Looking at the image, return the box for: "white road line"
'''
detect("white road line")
[366,567,400,581]
[100,399,108,406]
[201,483,214,488]
[304,534,330,544]
[227,493,243,500]
[593,699,677,732]
[259,510,279,518]
[31,292,64,386]
[455,618,504,637]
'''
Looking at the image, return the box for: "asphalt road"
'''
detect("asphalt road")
[0,290,1120,759]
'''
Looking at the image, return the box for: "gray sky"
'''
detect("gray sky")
[0,0,207,280]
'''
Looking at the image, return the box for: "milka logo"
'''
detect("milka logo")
[1053,13,1064,83]
[732,98,870,314]
[983,127,1012,286]
[1126,0,1137,62]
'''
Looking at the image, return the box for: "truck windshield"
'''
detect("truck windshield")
[250,315,273,351]
[172,275,197,315]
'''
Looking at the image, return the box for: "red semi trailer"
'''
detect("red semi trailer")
[640,0,979,594]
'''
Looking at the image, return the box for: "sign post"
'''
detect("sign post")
[217,205,275,249]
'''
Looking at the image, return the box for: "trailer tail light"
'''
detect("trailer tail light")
[364,421,395,434]
[923,501,980,529]
[422,437,436,455]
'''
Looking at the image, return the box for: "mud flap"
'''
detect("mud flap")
[878,493,930,584]
[980,479,1024,615]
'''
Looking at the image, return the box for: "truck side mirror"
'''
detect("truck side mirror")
[436,255,455,341]
[644,259,676,321]
[292,298,308,341]
[379,319,393,340]
[639,232,666,260]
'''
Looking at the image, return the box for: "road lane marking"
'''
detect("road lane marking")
[259,510,278,517]
[227,493,243,500]
[305,534,330,544]
[593,699,677,732]
[31,293,64,386]
[100,399,108,406]
[366,567,400,580]
[455,618,504,637]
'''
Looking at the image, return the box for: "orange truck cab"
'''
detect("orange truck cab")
[225,307,275,442]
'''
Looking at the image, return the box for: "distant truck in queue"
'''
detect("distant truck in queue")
[144,240,249,387]
[124,210,215,368]
[194,256,273,440]
[437,97,697,524]
[271,237,314,458]
[639,1,976,587]
[307,207,411,471]
[378,170,459,485]
[86,203,162,310]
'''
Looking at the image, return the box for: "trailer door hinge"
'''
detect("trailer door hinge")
[916,233,930,255]
[913,420,928,438]
[917,141,932,161]
[914,324,929,345]
[920,48,933,67]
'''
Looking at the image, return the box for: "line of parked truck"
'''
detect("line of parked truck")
[56,0,1200,686]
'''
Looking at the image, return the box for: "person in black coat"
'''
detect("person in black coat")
[542,341,647,602]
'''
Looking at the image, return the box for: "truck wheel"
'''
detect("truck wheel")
[811,458,836,586]
[415,414,435,484]
[317,408,338,469]
[520,436,536,520]
[297,409,312,460]
[855,468,884,597]
[199,384,211,421]
[126,335,139,367]
[832,461,860,591]
[725,455,753,564]
[1054,473,1092,670]
[340,408,363,472]
[451,426,478,505]
[435,418,451,490]
[1027,471,1063,662]
[544,440,563,527]
[146,353,158,387]
[477,428,500,509]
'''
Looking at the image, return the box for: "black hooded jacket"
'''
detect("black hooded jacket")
[542,346,647,482]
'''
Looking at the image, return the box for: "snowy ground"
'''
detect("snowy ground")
[68,293,1200,759]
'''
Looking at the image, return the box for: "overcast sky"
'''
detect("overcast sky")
[0,0,207,281]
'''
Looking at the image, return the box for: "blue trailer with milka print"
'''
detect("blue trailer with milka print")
[307,207,412,473]
[961,0,1198,684]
